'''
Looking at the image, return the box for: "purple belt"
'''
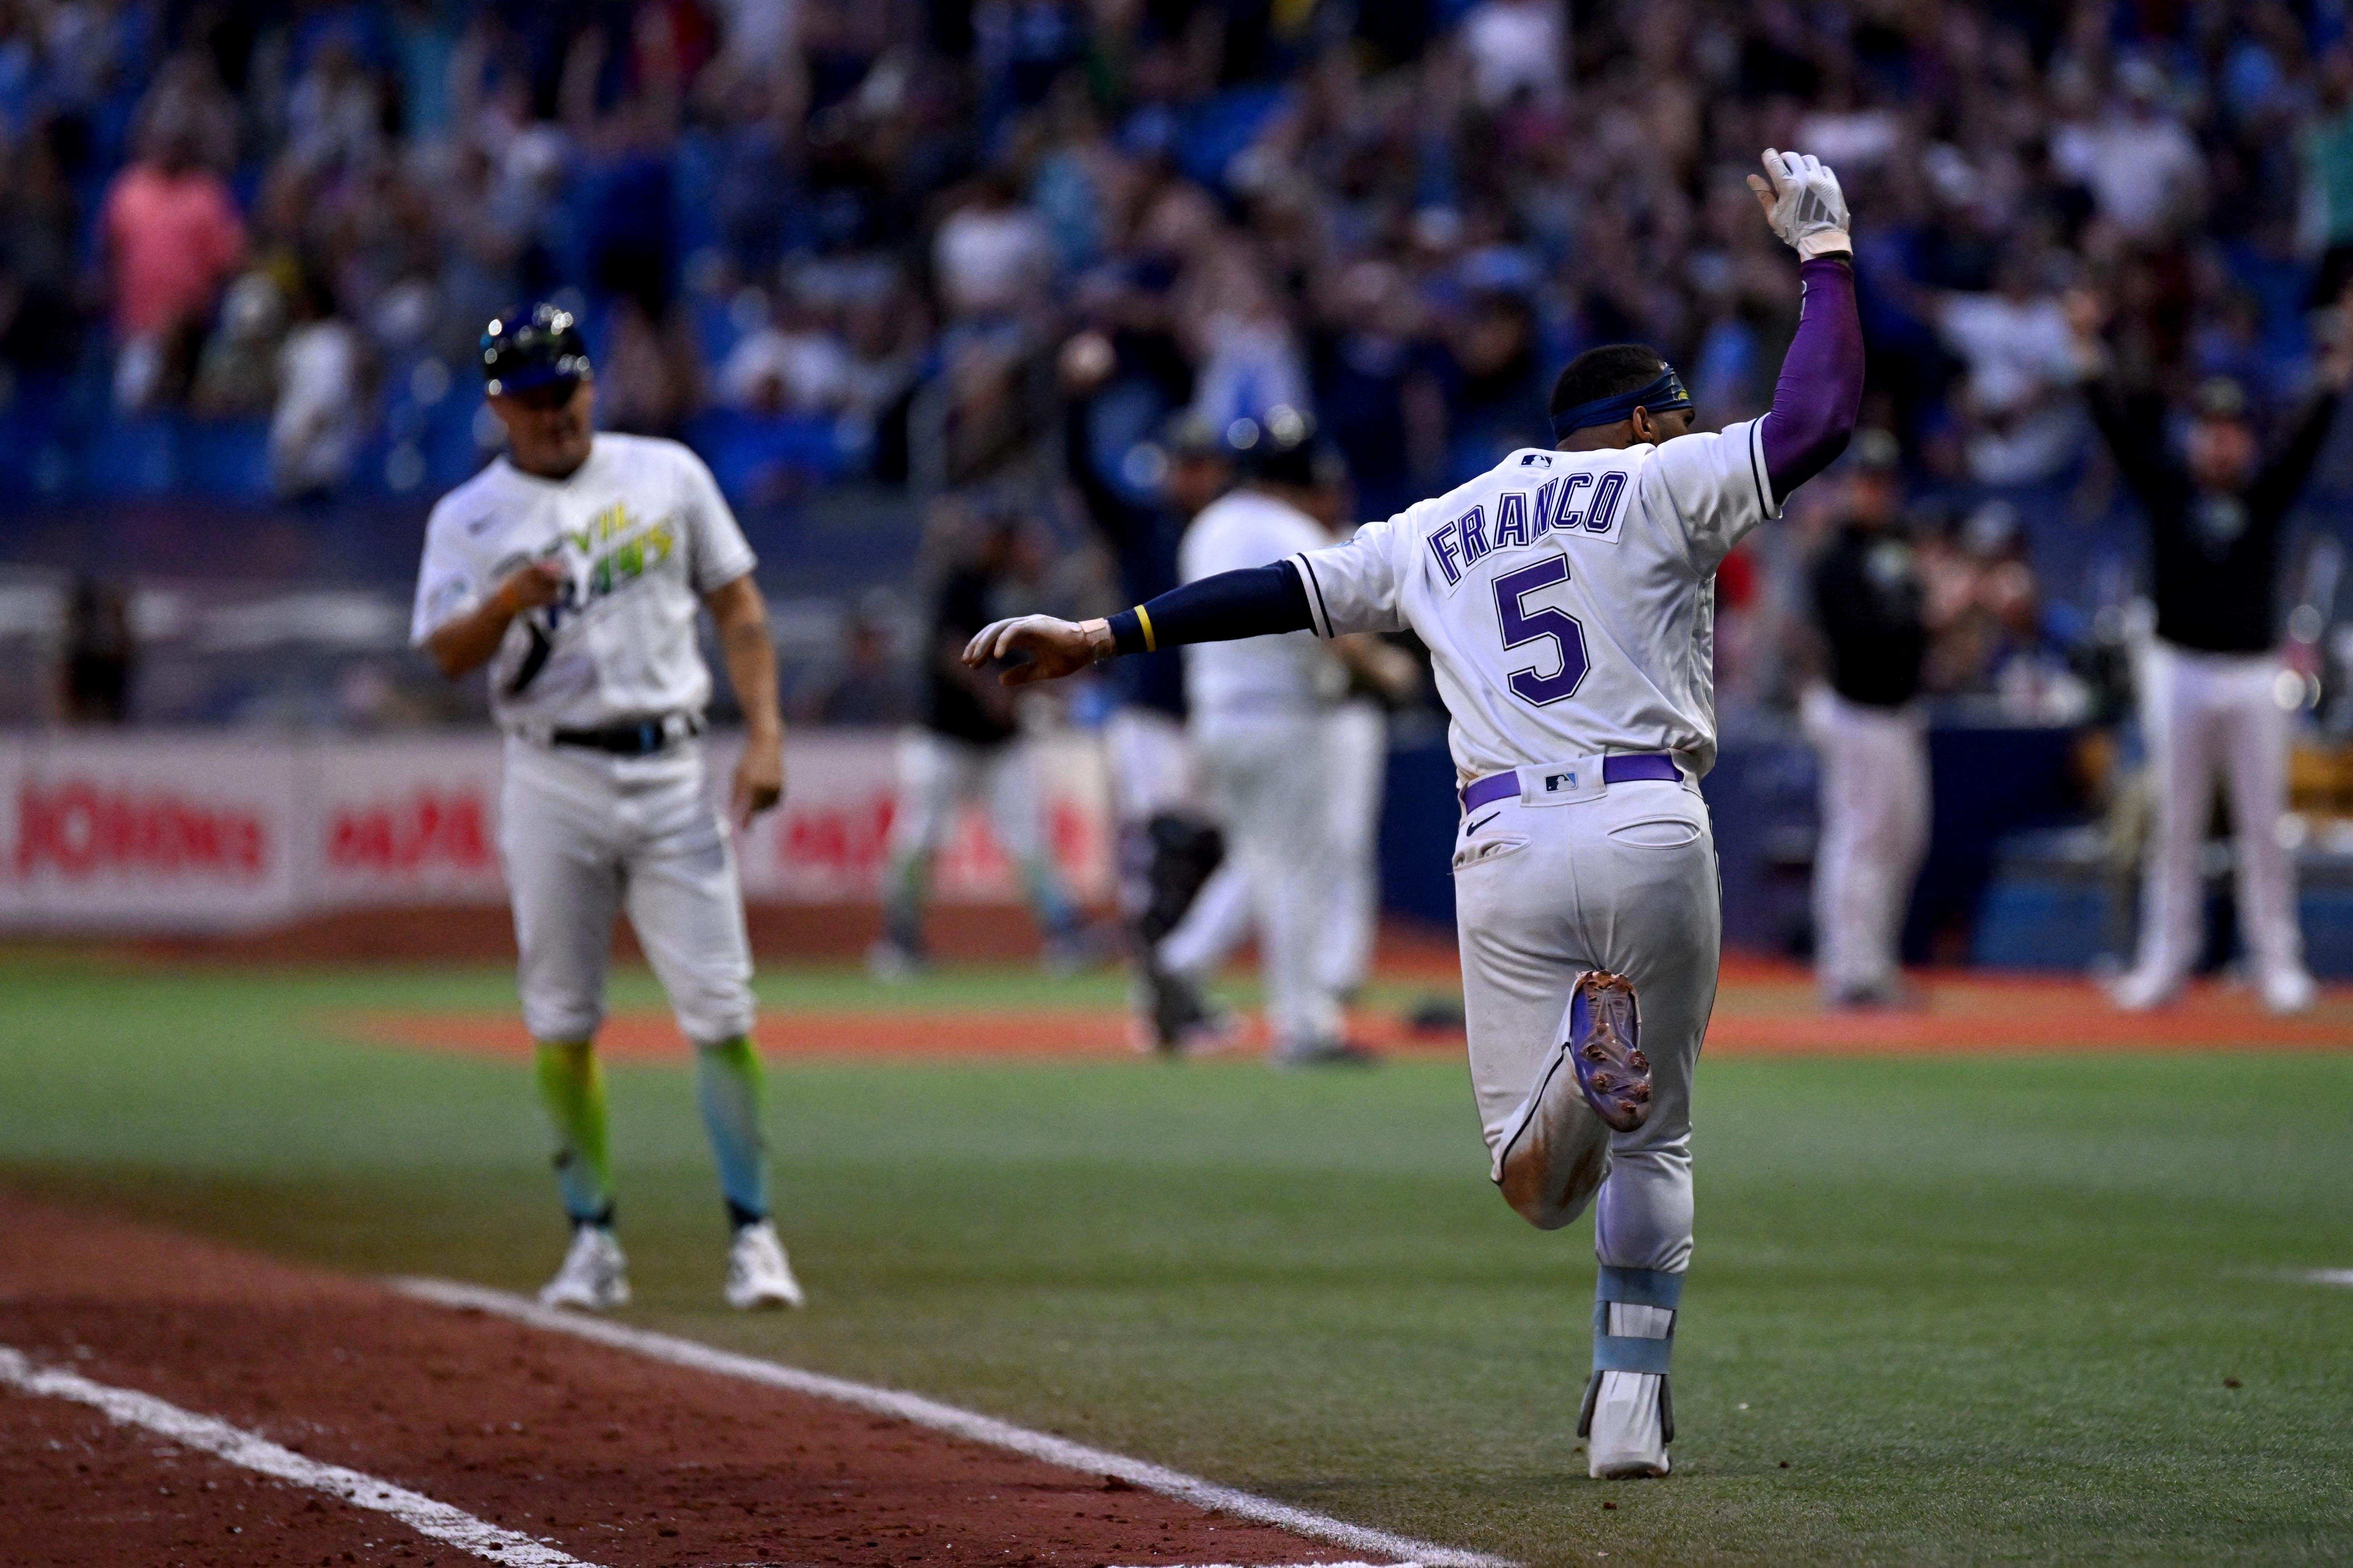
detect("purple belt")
[1458,753,1680,813]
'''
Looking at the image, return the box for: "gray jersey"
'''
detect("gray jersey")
[410,434,757,733]
[1289,422,1776,780]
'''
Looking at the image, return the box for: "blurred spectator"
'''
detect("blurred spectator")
[2052,58,2204,243]
[719,289,853,416]
[934,172,1053,323]
[1930,254,2083,485]
[100,109,245,409]
[1459,0,1564,112]
[0,117,84,377]
[270,271,365,498]
[192,273,286,416]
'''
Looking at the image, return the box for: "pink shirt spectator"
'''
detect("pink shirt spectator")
[101,163,246,337]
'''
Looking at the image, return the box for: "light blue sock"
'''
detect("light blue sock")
[695,1036,769,1230]
[1580,1265,1682,1437]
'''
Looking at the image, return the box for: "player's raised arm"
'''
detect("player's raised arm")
[963,561,1316,686]
[1745,149,1865,502]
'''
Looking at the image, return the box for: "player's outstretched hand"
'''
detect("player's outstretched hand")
[962,614,1110,686]
[497,557,567,615]
[1746,149,1850,260]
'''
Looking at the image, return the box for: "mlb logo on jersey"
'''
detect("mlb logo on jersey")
[1426,463,1630,591]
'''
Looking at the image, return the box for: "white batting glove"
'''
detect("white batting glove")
[1746,148,1851,260]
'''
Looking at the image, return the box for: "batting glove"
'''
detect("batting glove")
[1747,148,1851,260]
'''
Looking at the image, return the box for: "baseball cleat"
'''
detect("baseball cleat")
[2106,965,2181,1012]
[2261,966,2318,1016]
[724,1219,806,1310]
[540,1225,630,1312]
[1567,971,1649,1133]
[1581,1370,1672,1479]
[1271,1037,1379,1069]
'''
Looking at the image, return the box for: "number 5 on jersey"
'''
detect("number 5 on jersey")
[1495,557,1588,705]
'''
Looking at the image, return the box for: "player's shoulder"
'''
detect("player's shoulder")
[590,430,705,479]
[424,459,517,542]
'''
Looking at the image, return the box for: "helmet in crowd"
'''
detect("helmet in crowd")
[480,304,593,397]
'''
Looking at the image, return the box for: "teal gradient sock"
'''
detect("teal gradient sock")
[695,1036,769,1228]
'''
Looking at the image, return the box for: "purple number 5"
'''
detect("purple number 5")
[1494,557,1589,705]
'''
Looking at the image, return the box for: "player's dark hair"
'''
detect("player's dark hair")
[1549,345,1671,424]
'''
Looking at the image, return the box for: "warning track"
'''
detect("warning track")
[0,1192,1493,1568]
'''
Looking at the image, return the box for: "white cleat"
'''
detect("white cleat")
[539,1225,630,1312]
[724,1220,806,1311]
[2106,966,2182,1012]
[1584,1370,1672,1479]
[2261,966,2318,1016]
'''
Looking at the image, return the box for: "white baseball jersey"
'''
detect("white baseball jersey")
[1290,423,1777,780]
[410,434,757,732]
[1179,488,1342,717]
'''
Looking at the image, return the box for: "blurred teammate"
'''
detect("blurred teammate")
[966,151,1862,1478]
[1060,332,1238,1048]
[411,304,802,1314]
[868,514,1087,977]
[2068,291,2352,1013]
[1166,408,1367,1066]
[1803,430,1930,1007]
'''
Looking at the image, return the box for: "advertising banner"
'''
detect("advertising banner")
[0,728,1111,932]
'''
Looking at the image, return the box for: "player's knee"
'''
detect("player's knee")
[673,980,755,1045]
[524,1004,603,1042]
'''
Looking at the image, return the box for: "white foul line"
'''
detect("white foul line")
[393,1277,1513,1568]
[0,1345,598,1568]
[2302,1269,2353,1288]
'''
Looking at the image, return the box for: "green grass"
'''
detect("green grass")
[3,950,2352,1564]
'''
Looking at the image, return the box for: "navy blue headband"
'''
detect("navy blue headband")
[1550,366,1693,439]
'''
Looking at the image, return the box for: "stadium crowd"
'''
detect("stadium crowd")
[4,0,2353,717]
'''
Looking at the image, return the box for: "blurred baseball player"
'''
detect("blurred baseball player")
[964,151,1861,1479]
[1803,429,1930,1007]
[867,513,1089,978]
[1163,409,1415,1065]
[2067,291,2352,1013]
[412,304,803,1314]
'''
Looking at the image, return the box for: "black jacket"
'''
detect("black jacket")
[1811,523,1927,708]
[2083,375,2341,655]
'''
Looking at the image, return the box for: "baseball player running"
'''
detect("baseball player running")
[964,151,1861,1478]
[412,304,804,1314]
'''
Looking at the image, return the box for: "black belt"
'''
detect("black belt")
[549,715,702,756]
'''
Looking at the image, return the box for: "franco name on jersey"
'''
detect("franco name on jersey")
[1424,453,1627,591]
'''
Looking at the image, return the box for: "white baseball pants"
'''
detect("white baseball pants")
[2128,638,2306,989]
[1159,701,1385,995]
[1187,710,1345,1052]
[1802,686,1930,999]
[883,728,1060,899]
[1452,772,1719,1272]
[500,737,756,1045]
[1103,707,1197,826]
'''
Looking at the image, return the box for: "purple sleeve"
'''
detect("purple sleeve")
[1757,257,1864,503]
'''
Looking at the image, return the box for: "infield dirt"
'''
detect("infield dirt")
[0,1191,1371,1567]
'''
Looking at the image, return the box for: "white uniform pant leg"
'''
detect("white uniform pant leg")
[1804,688,1930,998]
[2133,641,2222,986]
[1316,700,1387,995]
[500,741,627,1043]
[1103,707,1196,826]
[617,745,757,1044]
[980,736,1075,932]
[1193,713,1343,1051]
[881,728,981,941]
[1453,778,1720,1273]
[2212,654,2304,982]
